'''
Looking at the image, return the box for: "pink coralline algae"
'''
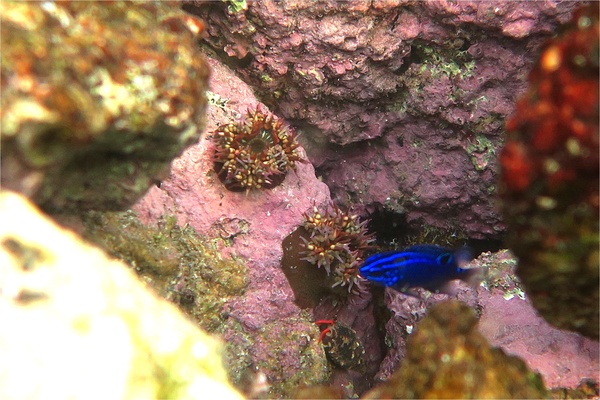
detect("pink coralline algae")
[183,0,582,239]
[134,56,332,398]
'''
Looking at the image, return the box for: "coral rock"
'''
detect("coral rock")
[0,191,243,400]
[1,1,209,212]
[375,249,599,391]
[478,280,600,390]
[183,0,580,239]
[364,300,548,399]
[134,56,332,397]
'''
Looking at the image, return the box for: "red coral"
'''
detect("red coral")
[499,4,599,339]
[498,141,533,192]
[501,4,599,196]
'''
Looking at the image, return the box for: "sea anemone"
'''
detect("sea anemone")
[211,106,304,192]
[299,203,375,292]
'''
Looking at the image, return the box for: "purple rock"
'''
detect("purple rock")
[134,56,332,397]
[183,0,582,239]
[375,250,599,390]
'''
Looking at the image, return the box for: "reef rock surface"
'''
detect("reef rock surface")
[134,56,332,397]
[183,0,582,239]
[477,280,600,390]
[0,191,243,400]
[364,300,549,399]
[376,250,599,392]
[1,1,209,212]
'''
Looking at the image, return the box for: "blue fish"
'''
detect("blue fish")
[359,244,480,295]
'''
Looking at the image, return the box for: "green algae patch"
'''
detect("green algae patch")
[254,315,330,398]
[192,314,331,398]
[397,40,479,115]
[83,210,247,334]
[218,312,330,398]
[416,44,477,80]
[466,133,497,171]
[479,250,527,301]
[403,223,469,249]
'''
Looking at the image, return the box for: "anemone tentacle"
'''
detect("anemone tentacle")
[299,203,375,292]
[211,106,304,192]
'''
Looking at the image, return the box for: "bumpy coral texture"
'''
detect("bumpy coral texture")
[300,203,374,292]
[499,4,599,339]
[1,2,209,212]
[211,107,303,192]
[363,301,548,399]
[183,0,582,239]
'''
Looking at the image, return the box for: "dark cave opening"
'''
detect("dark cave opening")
[366,205,506,258]
[365,206,410,250]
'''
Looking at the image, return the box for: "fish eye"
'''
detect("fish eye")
[437,253,453,265]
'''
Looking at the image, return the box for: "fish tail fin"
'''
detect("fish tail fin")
[454,246,481,289]
[437,282,458,296]
[455,246,475,268]
[462,267,484,289]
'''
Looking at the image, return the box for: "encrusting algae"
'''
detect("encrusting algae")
[82,210,247,334]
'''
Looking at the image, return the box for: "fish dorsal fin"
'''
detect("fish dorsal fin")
[361,251,409,272]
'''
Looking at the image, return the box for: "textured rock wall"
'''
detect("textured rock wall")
[184,0,583,239]
[134,57,333,398]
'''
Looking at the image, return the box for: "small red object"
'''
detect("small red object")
[315,319,335,342]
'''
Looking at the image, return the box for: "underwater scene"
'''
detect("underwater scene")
[1,1,598,399]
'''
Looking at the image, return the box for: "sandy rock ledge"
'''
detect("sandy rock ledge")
[0,191,243,400]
